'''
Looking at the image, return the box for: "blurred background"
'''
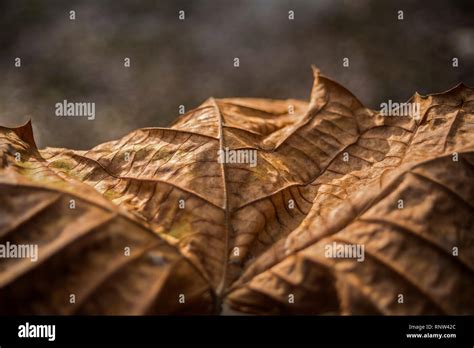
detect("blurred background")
[0,0,472,149]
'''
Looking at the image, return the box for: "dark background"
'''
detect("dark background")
[0,0,473,149]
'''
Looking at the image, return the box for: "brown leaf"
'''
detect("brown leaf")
[0,123,214,314]
[0,68,473,314]
[226,83,474,315]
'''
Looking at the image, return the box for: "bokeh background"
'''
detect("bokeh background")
[0,0,473,149]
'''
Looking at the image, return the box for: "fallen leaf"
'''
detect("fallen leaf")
[0,68,472,314]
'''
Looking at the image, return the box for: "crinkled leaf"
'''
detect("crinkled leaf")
[0,68,473,314]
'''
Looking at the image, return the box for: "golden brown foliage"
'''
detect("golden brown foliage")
[0,68,473,314]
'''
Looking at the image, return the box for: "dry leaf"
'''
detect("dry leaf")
[0,67,472,315]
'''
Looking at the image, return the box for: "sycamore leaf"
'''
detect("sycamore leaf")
[0,68,473,314]
[0,123,214,314]
[226,82,474,315]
